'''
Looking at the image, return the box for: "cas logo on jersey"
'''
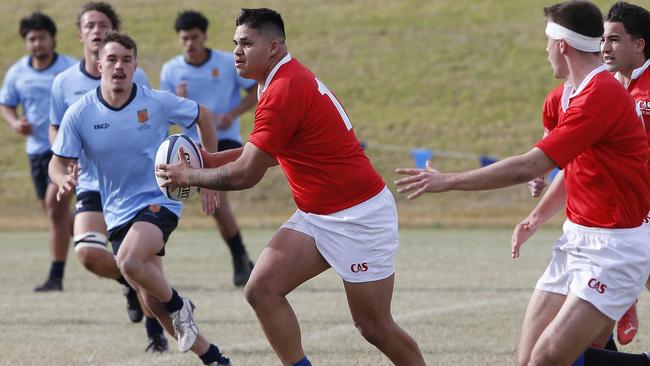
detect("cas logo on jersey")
[137,109,150,131]
[211,68,219,78]
[638,100,650,116]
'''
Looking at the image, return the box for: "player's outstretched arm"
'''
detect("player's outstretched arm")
[512,170,566,258]
[156,142,276,191]
[48,155,79,202]
[201,147,244,168]
[394,147,556,200]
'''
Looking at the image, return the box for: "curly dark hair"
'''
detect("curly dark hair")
[77,1,121,31]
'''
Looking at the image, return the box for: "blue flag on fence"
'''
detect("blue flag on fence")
[479,155,498,167]
[411,148,433,168]
[549,167,560,181]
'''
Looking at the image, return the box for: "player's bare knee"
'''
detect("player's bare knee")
[243,281,262,307]
[353,319,389,348]
[117,256,142,279]
[244,279,276,308]
[75,247,99,272]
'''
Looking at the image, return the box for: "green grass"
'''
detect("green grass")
[2,0,650,227]
[4,227,649,365]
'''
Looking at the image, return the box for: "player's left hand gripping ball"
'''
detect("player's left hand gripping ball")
[155,134,203,201]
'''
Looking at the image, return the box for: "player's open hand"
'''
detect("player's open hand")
[12,116,32,136]
[56,164,78,202]
[394,161,449,199]
[528,176,547,197]
[200,188,220,215]
[155,147,194,190]
[511,216,539,259]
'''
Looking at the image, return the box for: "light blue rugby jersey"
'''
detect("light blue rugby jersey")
[52,84,199,230]
[50,60,150,193]
[0,54,76,155]
[160,49,255,144]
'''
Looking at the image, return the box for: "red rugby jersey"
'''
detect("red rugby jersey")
[627,59,650,173]
[542,83,564,133]
[248,56,385,214]
[536,67,650,228]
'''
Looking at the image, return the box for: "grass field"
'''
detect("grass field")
[2,228,649,366]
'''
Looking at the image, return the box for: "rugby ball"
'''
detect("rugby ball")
[155,134,203,201]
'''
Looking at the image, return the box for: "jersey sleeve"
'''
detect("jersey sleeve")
[51,107,83,159]
[535,108,609,168]
[134,68,151,88]
[49,74,67,126]
[0,66,20,107]
[155,89,199,128]
[248,77,309,156]
[541,84,564,133]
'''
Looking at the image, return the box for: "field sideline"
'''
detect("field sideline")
[1,228,648,365]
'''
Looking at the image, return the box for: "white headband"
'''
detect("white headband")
[545,21,602,52]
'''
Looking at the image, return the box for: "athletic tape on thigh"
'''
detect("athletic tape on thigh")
[73,231,108,251]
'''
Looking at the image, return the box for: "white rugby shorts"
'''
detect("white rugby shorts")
[281,186,399,283]
[536,219,650,320]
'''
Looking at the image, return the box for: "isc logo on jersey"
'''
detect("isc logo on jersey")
[155,134,203,201]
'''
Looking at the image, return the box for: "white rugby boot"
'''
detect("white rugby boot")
[170,297,198,352]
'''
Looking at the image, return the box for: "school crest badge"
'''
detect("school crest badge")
[137,109,148,123]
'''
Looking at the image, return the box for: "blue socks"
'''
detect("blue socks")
[200,344,229,365]
[291,356,312,366]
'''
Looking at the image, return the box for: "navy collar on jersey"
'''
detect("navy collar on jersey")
[28,53,59,71]
[79,59,101,80]
[96,83,137,111]
[184,48,212,67]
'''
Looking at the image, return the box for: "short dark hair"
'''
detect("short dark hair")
[175,10,208,33]
[100,31,137,58]
[606,1,650,59]
[77,1,121,31]
[543,0,603,38]
[235,8,285,41]
[19,12,57,38]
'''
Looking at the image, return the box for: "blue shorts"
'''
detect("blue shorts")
[75,191,103,213]
[28,151,52,200]
[108,205,178,257]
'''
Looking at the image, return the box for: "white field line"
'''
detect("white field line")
[228,293,530,351]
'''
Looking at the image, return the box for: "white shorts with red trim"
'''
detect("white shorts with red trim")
[536,219,650,320]
[281,186,399,283]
